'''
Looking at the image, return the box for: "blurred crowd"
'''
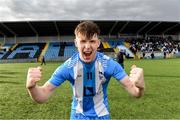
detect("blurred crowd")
[128,36,180,58]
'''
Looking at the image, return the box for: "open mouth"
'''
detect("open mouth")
[83,51,92,57]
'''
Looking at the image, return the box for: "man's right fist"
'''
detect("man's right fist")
[26,67,42,89]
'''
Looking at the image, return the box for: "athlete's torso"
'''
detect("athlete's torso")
[48,52,127,118]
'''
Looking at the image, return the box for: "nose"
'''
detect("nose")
[84,42,91,49]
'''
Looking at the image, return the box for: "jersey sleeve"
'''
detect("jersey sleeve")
[48,62,70,86]
[106,59,127,81]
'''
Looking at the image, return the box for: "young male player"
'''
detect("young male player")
[26,21,145,119]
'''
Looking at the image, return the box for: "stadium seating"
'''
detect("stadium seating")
[108,39,124,48]
[2,43,46,59]
[0,37,179,62]
[0,44,14,59]
[44,42,61,60]
[64,45,77,58]
[7,45,39,59]
[44,42,77,60]
[0,51,6,59]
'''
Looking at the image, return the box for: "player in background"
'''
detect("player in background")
[41,56,46,65]
[116,49,126,69]
[26,21,145,120]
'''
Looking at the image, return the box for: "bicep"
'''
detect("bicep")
[119,75,133,88]
[42,81,57,94]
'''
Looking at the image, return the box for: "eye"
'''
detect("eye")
[80,40,86,43]
[90,40,96,43]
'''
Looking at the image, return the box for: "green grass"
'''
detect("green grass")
[0,58,180,119]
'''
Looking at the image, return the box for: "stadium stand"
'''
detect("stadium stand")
[0,20,179,63]
[45,42,61,60]
[1,43,45,59]
[64,45,76,58]
[107,39,124,48]
[0,51,5,59]
[127,36,180,59]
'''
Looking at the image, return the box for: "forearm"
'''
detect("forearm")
[127,80,145,98]
[125,82,143,98]
[26,67,56,103]
[120,76,144,98]
[27,85,51,103]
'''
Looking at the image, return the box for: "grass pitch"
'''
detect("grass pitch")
[0,58,180,119]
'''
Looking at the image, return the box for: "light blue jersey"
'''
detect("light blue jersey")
[48,52,127,119]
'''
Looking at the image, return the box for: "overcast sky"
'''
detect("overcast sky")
[0,0,179,21]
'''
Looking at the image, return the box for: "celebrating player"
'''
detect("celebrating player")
[26,21,145,120]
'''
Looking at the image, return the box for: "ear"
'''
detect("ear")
[74,39,78,47]
[97,39,101,47]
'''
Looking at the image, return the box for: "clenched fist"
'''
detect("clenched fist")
[26,66,42,89]
[129,65,145,89]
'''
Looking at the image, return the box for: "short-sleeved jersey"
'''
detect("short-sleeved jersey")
[48,52,127,118]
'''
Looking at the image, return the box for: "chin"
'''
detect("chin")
[80,55,94,63]
[82,58,92,63]
[84,60,92,63]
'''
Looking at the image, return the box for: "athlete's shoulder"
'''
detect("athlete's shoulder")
[64,52,79,68]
